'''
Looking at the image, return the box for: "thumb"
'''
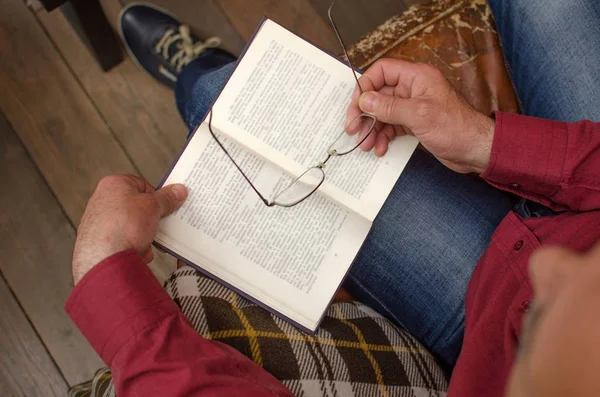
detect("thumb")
[153,184,188,218]
[359,92,414,126]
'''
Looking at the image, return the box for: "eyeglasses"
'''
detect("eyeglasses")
[207,1,377,207]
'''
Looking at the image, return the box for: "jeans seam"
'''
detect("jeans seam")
[442,314,465,348]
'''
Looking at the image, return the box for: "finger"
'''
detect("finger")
[359,129,378,152]
[95,174,146,196]
[345,92,363,134]
[346,84,402,134]
[373,119,386,133]
[122,174,155,193]
[141,180,157,194]
[394,125,409,136]
[345,113,363,135]
[374,133,389,157]
[359,92,416,126]
[378,85,397,97]
[356,86,404,135]
[153,184,188,218]
[348,59,434,130]
[360,58,427,94]
[400,125,415,136]
[381,124,396,142]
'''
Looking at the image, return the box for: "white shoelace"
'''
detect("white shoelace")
[155,25,221,73]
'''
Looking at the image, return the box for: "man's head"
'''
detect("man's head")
[506,243,600,396]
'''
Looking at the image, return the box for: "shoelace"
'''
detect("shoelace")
[155,25,221,73]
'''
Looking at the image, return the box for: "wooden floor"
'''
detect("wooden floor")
[0,0,420,394]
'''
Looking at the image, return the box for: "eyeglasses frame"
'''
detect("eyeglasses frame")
[206,1,376,207]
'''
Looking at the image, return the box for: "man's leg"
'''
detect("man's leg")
[488,0,600,121]
[344,0,600,370]
[175,61,236,131]
[174,36,515,375]
[344,153,514,371]
[118,2,236,108]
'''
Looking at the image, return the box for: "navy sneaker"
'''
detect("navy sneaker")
[119,3,236,88]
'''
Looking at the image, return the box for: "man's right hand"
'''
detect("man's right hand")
[346,58,495,174]
[72,175,188,284]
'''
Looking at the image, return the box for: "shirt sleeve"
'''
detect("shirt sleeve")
[65,249,292,397]
[481,112,600,211]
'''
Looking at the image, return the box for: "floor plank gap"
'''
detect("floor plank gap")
[30,10,145,181]
[0,269,71,390]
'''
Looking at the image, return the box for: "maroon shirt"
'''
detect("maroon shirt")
[66,112,600,397]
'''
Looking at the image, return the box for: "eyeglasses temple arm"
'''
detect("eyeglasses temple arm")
[207,110,273,207]
[328,1,363,95]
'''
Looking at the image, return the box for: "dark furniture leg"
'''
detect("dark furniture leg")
[60,0,123,71]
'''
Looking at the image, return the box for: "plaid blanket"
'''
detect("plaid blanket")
[70,267,448,397]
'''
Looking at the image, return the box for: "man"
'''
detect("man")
[67,0,600,396]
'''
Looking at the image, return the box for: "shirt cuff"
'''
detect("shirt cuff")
[482,112,569,198]
[65,249,179,365]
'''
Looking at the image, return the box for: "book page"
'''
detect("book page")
[211,19,418,221]
[156,123,371,331]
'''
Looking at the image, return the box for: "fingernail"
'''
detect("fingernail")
[360,92,378,112]
[171,184,188,201]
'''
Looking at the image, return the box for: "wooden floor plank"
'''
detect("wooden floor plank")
[0,112,105,386]
[0,272,68,397]
[309,0,412,52]
[39,0,183,281]
[214,0,340,53]
[38,3,185,188]
[0,0,139,225]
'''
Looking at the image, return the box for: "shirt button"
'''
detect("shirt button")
[514,240,524,250]
[520,300,531,313]
[510,183,521,189]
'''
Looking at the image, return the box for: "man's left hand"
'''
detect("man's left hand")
[72,175,188,284]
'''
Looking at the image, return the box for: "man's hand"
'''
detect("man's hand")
[346,58,494,174]
[72,175,188,284]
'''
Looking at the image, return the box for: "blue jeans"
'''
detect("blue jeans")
[174,0,600,371]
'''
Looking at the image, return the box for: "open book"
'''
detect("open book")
[155,18,418,333]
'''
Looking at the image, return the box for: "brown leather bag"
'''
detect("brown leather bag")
[347,0,519,115]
